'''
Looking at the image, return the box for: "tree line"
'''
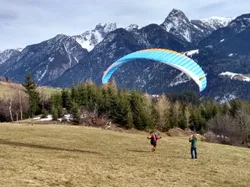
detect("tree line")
[47,78,250,147]
[1,73,250,147]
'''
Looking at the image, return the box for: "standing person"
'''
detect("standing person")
[147,132,162,152]
[189,134,198,159]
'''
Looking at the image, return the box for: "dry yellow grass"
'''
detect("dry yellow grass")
[0,123,250,187]
[0,81,60,99]
[0,81,24,98]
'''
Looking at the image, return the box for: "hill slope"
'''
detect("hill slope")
[0,123,249,187]
[0,81,60,99]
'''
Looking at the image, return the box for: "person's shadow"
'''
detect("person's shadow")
[126,149,151,153]
[0,138,101,155]
[127,148,191,159]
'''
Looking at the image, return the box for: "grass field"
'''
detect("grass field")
[0,123,250,187]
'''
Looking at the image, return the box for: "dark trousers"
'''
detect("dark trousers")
[191,147,197,159]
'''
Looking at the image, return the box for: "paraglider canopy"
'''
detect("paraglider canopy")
[102,48,207,92]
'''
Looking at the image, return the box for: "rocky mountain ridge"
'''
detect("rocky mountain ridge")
[0,9,249,102]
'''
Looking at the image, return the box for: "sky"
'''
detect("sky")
[0,0,249,51]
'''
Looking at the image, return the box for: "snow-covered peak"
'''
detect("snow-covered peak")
[73,23,117,51]
[125,24,140,31]
[228,14,250,33]
[16,48,23,52]
[54,34,70,41]
[0,49,20,65]
[72,30,102,52]
[167,9,187,19]
[95,23,117,33]
[163,9,190,32]
[200,17,234,29]
[161,9,192,42]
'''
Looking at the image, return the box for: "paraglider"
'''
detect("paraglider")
[102,48,207,92]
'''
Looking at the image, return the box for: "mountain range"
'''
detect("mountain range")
[0,9,249,102]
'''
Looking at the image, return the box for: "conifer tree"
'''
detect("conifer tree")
[229,99,242,118]
[51,105,58,120]
[61,88,72,111]
[51,92,63,118]
[130,89,152,130]
[22,72,41,117]
[130,90,144,130]
[176,103,187,130]
[98,87,109,115]
[109,89,121,122]
[71,83,79,104]
[106,84,117,113]
[122,92,133,128]
[221,103,229,115]
[41,108,49,118]
[116,90,133,128]
[189,107,206,132]
[78,83,88,106]
[72,102,80,125]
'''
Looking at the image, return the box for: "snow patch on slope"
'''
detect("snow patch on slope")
[184,49,199,57]
[38,64,49,82]
[64,43,73,67]
[169,72,191,87]
[48,57,54,62]
[0,49,20,65]
[215,94,237,104]
[184,30,191,42]
[200,17,234,29]
[74,32,94,51]
[219,71,250,82]
[72,23,117,51]
[74,56,79,63]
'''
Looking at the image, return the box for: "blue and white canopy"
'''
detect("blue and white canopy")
[102,48,207,92]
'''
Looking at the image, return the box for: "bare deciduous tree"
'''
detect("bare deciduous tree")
[184,104,191,128]
[0,91,29,122]
[154,95,170,131]
[19,90,23,120]
[207,113,250,146]
[9,98,13,122]
[234,103,250,147]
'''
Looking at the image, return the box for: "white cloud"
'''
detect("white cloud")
[0,0,249,50]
